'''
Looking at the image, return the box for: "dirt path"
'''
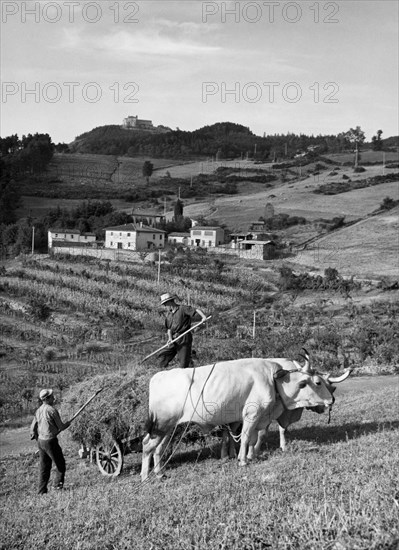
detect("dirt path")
[1,375,397,459]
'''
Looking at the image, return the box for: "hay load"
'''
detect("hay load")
[61,369,152,447]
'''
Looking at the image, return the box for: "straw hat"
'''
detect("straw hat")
[160,293,177,305]
[39,389,53,400]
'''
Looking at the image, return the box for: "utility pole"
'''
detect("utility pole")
[252,310,256,339]
[190,175,193,188]
[157,248,161,284]
[31,226,35,255]
[164,197,166,215]
[382,152,386,176]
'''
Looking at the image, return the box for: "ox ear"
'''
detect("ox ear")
[274,369,290,380]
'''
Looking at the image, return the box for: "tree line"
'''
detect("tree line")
[68,122,392,160]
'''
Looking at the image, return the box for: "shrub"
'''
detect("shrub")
[380,196,397,210]
[29,297,51,321]
[353,166,366,173]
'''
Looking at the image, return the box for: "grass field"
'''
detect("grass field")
[294,207,399,278]
[0,376,398,550]
[322,150,398,165]
[183,168,399,228]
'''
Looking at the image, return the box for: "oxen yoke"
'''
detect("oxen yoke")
[140,358,334,481]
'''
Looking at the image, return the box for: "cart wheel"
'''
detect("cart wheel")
[96,440,123,477]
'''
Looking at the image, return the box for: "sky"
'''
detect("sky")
[1,0,398,143]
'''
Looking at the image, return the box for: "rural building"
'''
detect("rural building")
[131,211,165,228]
[104,223,165,251]
[238,240,276,260]
[168,232,190,246]
[122,115,154,130]
[250,221,266,232]
[48,229,96,249]
[190,226,225,248]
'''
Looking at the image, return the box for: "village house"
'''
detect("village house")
[190,226,225,248]
[104,223,165,251]
[167,232,190,246]
[250,220,266,232]
[48,229,96,249]
[238,240,276,260]
[131,211,165,228]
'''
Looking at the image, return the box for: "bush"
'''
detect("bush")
[380,196,397,210]
[353,166,366,173]
[29,297,51,321]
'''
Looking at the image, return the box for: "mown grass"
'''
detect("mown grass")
[1,382,398,549]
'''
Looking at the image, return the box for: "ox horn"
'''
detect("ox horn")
[326,368,352,384]
[300,347,311,373]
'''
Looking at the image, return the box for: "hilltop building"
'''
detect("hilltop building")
[122,115,171,133]
[123,115,154,130]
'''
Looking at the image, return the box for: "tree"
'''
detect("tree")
[344,126,366,168]
[264,203,275,220]
[371,129,383,151]
[174,199,183,220]
[142,160,154,184]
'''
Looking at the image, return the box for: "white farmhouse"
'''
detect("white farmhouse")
[168,232,190,246]
[48,229,96,249]
[190,226,225,248]
[104,223,165,251]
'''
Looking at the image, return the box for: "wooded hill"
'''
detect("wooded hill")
[70,122,379,160]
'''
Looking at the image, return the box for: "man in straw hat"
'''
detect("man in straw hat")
[159,293,207,369]
[30,389,71,494]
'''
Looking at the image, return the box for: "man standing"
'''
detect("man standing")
[158,293,207,369]
[30,389,71,494]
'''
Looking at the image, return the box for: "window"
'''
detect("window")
[128,242,130,247]
[192,230,201,236]
[55,234,58,238]
[111,232,113,236]
[127,233,131,237]
[153,235,156,240]
[120,233,122,236]
[110,242,113,246]
[209,241,212,247]
[204,230,214,236]
[71,235,74,239]
[159,235,162,239]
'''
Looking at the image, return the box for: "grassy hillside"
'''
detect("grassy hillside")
[294,207,399,278]
[1,377,398,549]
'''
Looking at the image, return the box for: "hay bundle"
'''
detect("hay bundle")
[62,365,223,452]
[61,369,151,447]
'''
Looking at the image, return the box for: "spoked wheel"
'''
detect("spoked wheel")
[96,440,123,477]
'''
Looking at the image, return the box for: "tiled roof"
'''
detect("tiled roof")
[190,226,223,231]
[104,223,165,233]
[49,228,81,234]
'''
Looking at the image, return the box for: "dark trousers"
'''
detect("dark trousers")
[158,337,193,369]
[37,437,66,494]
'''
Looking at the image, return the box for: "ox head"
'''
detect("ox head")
[274,348,352,412]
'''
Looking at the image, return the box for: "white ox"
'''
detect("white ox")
[140,357,335,481]
[220,357,352,459]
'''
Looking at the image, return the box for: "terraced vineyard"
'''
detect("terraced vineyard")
[1,252,398,425]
